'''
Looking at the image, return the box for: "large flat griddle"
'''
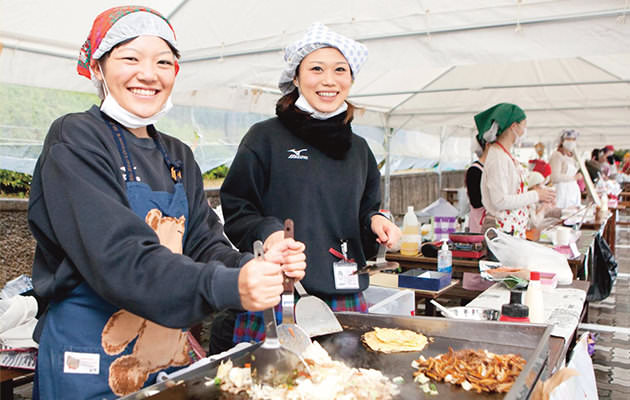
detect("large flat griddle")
[123,312,551,400]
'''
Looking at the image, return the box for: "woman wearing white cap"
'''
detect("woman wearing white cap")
[219,23,400,347]
[549,129,582,208]
[28,6,305,398]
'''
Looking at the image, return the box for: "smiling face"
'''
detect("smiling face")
[293,47,352,113]
[92,35,176,119]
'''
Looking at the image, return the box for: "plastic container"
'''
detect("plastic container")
[401,206,419,256]
[363,286,416,316]
[500,290,530,323]
[437,241,452,274]
[525,271,545,323]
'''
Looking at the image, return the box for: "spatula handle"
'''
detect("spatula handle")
[254,240,280,341]
[282,219,295,324]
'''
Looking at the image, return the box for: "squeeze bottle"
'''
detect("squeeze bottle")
[525,271,545,323]
[437,241,452,274]
[400,206,419,256]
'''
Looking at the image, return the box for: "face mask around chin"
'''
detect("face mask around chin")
[100,94,173,129]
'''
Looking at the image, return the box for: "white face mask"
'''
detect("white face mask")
[563,140,576,152]
[97,63,173,129]
[515,126,527,146]
[294,93,347,120]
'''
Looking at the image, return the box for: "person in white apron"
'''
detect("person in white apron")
[29,7,306,399]
[476,103,556,238]
[550,129,582,208]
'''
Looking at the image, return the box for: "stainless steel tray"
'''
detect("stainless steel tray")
[123,312,551,400]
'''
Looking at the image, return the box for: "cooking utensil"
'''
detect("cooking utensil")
[276,219,312,354]
[436,304,500,321]
[248,241,307,385]
[429,299,456,318]
[448,232,485,243]
[353,243,399,275]
[294,280,343,337]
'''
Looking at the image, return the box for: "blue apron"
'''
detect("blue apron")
[35,120,194,399]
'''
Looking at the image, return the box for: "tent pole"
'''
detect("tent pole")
[438,126,447,193]
[383,114,392,213]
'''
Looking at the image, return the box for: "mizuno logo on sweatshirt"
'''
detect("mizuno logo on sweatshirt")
[287,148,309,160]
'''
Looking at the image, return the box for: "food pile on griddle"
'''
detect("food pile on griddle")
[213,341,399,400]
[412,347,526,393]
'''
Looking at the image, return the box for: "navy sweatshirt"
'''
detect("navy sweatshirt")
[220,117,381,297]
[28,106,250,338]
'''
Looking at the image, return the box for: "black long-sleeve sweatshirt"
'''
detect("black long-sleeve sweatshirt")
[28,106,250,339]
[220,116,381,297]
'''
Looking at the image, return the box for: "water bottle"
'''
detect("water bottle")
[437,241,452,274]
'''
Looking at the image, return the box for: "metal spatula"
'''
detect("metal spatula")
[294,281,343,337]
[276,219,312,354]
[353,243,400,275]
[248,241,307,385]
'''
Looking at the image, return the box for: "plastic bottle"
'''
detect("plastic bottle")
[525,271,545,323]
[437,241,452,275]
[499,290,530,323]
[400,206,419,256]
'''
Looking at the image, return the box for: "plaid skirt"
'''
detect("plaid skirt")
[233,292,368,344]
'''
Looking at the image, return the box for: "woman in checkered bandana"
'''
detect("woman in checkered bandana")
[218,23,401,350]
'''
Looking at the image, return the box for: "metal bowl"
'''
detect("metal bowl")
[440,307,500,321]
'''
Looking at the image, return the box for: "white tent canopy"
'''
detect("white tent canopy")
[2,0,630,158]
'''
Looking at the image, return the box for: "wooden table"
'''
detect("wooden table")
[0,367,34,400]
[386,253,487,303]
[387,250,585,289]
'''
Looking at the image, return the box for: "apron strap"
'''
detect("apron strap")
[150,129,183,183]
[105,118,137,183]
[103,115,183,184]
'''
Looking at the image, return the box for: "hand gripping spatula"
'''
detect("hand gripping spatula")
[249,241,308,385]
[276,219,312,354]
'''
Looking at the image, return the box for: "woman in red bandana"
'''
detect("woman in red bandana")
[29,6,305,399]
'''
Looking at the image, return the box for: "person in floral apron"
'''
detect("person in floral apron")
[475,103,556,238]
[28,6,305,399]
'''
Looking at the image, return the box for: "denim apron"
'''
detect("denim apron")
[35,120,196,399]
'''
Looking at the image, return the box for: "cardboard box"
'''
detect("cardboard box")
[369,272,399,288]
[398,268,451,291]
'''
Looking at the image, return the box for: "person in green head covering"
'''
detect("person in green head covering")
[475,103,556,238]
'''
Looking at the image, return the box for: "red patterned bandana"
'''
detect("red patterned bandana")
[77,6,177,79]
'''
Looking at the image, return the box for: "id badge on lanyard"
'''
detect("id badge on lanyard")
[332,241,360,290]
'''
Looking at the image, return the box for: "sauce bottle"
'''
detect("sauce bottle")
[525,271,545,323]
